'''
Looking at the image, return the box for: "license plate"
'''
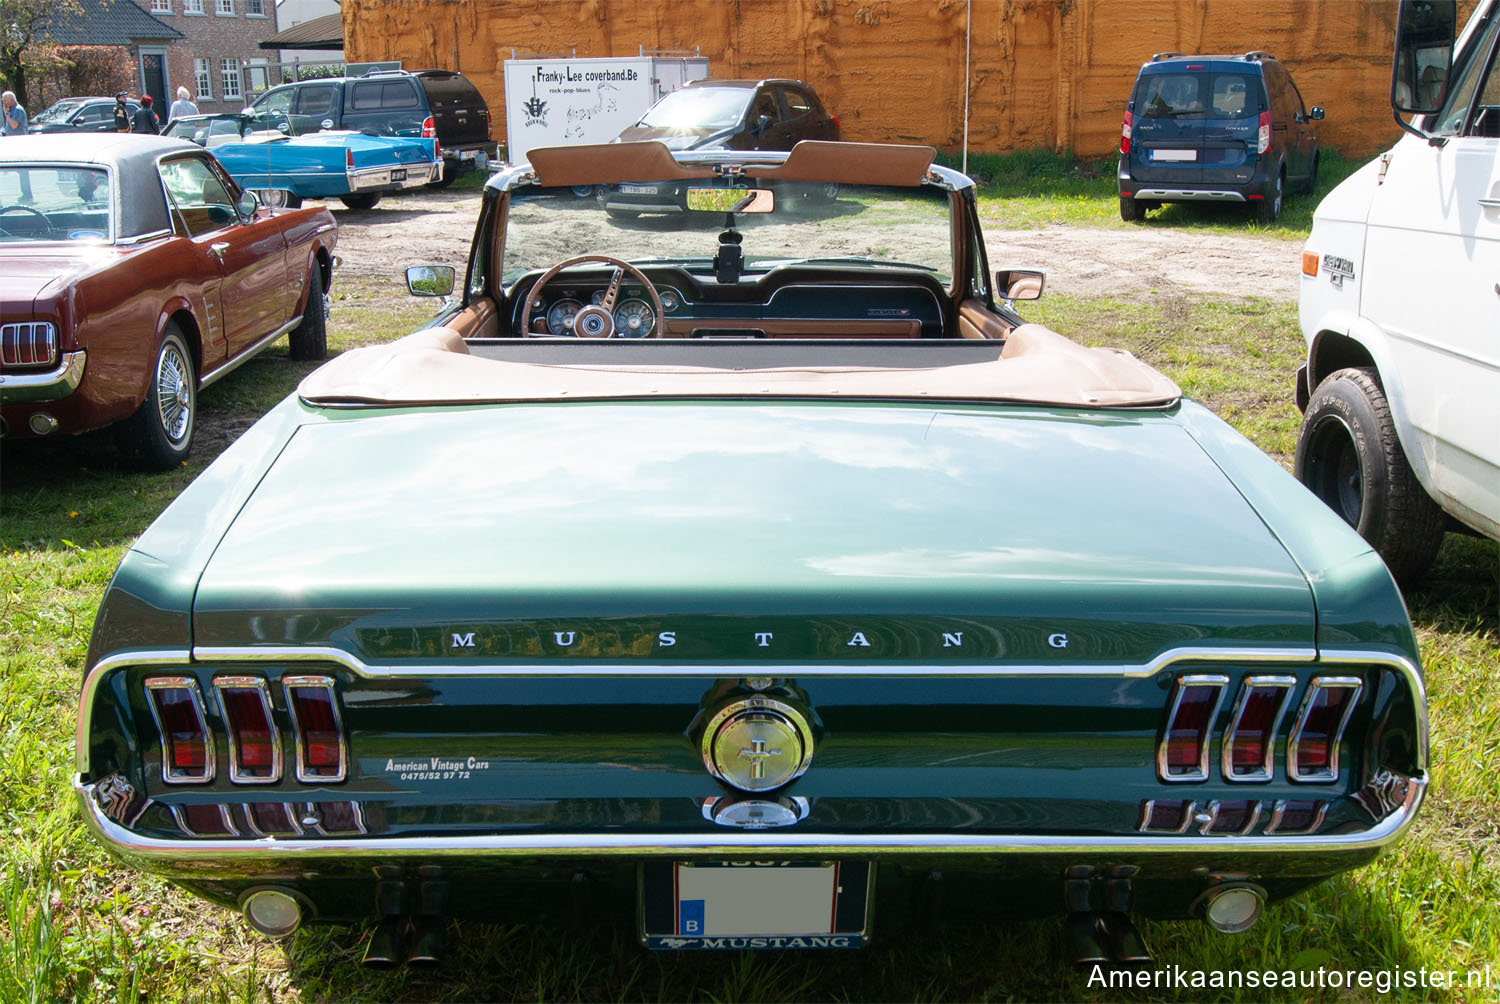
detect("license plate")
[391,168,407,181]
[619,184,659,195]
[1151,149,1197,162]
[641,860,870,949]
[461,149,477,160]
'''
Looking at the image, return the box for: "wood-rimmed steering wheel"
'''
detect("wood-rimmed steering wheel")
[519,254,666,338]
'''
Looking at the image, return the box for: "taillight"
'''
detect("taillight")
[1222,676,1295,782]
[172,803,238,836]
[1265,798,1328,835]
[1200,799,1261,835]
[1158,675,1227,781]
[1138,798,1195,832]
[285,676,346,782]
[247,802,302,836]
[422,115,436,139]
[1120,110,1132,155]
[1289,677,1362,781]
[1257,110,1271,154]
[483,108,492,140]
[345,147,354,169]
[145,678,214,783]
[214,676,281,783]
[433,140,442,163]
[312,800,366,835]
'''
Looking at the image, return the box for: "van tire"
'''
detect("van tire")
[1119,195,1147,222]
[1294,367,1445,584]
[1255,171,1283,223]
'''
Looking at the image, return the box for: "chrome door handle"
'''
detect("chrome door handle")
[209,242,230,257]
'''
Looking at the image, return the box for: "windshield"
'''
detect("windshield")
[638,87,754,131]
[0,167,111,242]
[33,100,85,123]
[502,181,953,287]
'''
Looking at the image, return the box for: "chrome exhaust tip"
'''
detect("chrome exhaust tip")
[362,916,407,968]
[1065,913,1110,967]
[407,917,444,967]
[1099,912,1153,965]
[239,887,305,938]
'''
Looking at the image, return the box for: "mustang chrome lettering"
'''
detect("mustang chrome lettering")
[1049,633,1069,648]
[755,632,773,647]
[451,632,475,648]
[942,632,963,647]
[553,631,576,646]
[847,633,871,647]
[658,631,676,646]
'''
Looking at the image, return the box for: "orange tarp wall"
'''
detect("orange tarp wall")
[344,0,1431,161]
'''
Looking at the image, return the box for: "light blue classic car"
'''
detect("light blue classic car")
[163,114,441,210]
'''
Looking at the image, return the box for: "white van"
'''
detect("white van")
[1295,0,1500,584]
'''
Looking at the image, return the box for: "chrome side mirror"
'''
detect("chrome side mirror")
[407,264,456,298]
[236,190,260,220]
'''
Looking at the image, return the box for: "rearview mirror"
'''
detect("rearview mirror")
[996,268,1045,301]
[1393,0,1457,115]
[407,264,456,297]
[684,187,775,214]
[236,190,260,219]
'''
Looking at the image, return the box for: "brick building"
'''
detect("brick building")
[139,0,281,113]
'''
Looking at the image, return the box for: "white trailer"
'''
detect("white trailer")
[503,52,710,167]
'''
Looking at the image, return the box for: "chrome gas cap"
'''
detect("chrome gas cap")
[701,697,814,792]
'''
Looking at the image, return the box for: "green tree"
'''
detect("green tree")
[0,0,81,108]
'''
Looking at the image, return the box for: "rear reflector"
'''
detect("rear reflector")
[1120,110,1132,155]
[1289,677,1362,781]
[1257,110,1271,154]
[144,677,214,784]
[1301,251,1319,276]
[214,676,281,783]
[285,676,347,783]
[1158,675,1228,781]
[1138,798,1196,833]
[1265,798,1328,835]
[1222,676,1295,782]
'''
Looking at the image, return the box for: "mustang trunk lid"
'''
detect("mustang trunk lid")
[190,402,1316,663]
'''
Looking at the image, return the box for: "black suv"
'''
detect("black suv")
[29,96,141,133]
[246,69,494,186]
[601,78,839,216]
[1117,51,1323,223]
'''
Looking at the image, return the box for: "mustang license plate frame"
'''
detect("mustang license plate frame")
[640,860,872,949]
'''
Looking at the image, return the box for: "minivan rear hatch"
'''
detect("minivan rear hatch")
[1129,68,1263,184]
[416,70,491,147]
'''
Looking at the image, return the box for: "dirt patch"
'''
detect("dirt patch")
[329,189,1303,306]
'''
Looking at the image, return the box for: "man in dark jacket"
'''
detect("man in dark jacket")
[131,94,160,134]
[113,92,130,132]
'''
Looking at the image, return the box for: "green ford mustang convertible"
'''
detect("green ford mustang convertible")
[75,140,1426,965]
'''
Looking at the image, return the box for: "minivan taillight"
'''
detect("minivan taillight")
[483,108,492,140]
[1120,110,1132,155]
[1289,677,1362,781]
[215,676,281,783]
[1158,675,1228,781]
[1257,110,1271,154]
[422,115,436,138]
[285,676,346,782]
[145,678,214,783]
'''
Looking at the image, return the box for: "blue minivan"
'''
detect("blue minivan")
[1117,52,1323,223]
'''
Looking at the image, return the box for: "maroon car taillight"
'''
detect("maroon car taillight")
[214,676,281,783]
[144,677,214,783]
[421,114,436,139]
[1222,676,1295,782]
[1289,677,1362,782]
[285,676,346,782]
[1,321,58,368]
[1158,675,1227,781]
[1119,110,1132,155]
[1257,110,1271,154]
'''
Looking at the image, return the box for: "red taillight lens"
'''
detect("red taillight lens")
[1257,110,1271,154]
[1290,678,1362,781]
[145,679,213,782]
[1138,798,1194,832]
[422,115,436,139]
[1223,677,1294,781]
[286,677,346,782]
[313,800,365,834]
[346,147,354,169]
[175,803,236,836]
[1266,798,1327,835]
[1120,110,1132,155]
[215,677,280,782]
[248,802,301,835]
[1202,799,1261,835]
[1159,676,1227,781]
[433,140,442,163]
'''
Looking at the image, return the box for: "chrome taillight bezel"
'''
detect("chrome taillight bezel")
[144,676,215,784]
[1138,798,1197,833]
[1221,675,1296,782]
[283,675,347,783]
[243,801,305,837]
[1198,799,1263,836]
[1264,798,1329,835]
[1157,674,1229,782]
[170,801,239,837]
[213,675,283,784]
[1288,676,1363,782]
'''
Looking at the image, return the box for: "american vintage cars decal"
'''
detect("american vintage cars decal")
[381,755,493,782]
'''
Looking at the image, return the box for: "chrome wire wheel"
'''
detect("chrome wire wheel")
[154,336,194,447]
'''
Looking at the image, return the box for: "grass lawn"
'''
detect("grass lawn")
[1,178,1496,1001]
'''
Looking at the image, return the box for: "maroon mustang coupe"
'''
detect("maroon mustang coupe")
[0,134,337,468]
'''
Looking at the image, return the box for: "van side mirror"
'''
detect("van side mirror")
[1393,0,1456,115]
[1310,106,1324,121]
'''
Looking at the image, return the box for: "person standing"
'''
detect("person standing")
[131,94,160,134]
[113,92,131,132]
[2,91,33,201]
[167,86,198,130]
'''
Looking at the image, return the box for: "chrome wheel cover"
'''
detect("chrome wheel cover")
[155,340,193,446]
